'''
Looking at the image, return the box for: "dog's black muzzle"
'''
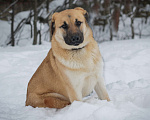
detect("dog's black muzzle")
[64,32,84,46]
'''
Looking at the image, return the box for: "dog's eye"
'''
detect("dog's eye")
[75,19,82,27]
[61,22,68,30]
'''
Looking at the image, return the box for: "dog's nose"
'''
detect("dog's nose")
[64,32,84,46]
[70,35,82,46]
[71,35,80,43]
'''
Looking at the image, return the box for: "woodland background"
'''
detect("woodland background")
[0,0,150,46]
[0,1,150,119]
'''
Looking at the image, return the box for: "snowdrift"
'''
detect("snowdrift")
[0,39,150,120]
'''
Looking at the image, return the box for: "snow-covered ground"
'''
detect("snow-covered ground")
[0,38,150,120]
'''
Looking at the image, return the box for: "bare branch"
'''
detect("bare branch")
[0,0,18,17]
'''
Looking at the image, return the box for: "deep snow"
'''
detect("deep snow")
[0,39,150,120]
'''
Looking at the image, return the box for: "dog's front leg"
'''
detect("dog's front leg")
[94,77,110,101]
[66,87,83,103]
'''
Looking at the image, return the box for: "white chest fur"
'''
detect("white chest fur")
[64,60,102,99]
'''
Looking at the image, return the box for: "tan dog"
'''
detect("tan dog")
[26,7,110,109]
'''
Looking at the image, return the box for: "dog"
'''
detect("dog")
[26,7,110,109]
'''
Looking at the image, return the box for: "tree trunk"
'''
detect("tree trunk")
[33,0,37,45]
[69,0,73,9]
[46,0,49,13]
[30,22,32,38]
[11,0,15,46]
[112,4,120,33]
[131,17,134,39]
[109,19,113,41]
[38,30,42,45]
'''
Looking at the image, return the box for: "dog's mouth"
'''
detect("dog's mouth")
[71,45,85,50]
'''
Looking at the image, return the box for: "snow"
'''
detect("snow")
[0,20,10,46]
[0,38,150,120]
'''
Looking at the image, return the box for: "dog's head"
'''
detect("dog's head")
[50,7,91,50]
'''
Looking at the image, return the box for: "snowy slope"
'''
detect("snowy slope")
[0,39,150,120]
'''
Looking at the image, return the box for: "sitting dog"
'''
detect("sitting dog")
[26,7,110,109]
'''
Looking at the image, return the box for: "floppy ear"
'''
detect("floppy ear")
[49,12,58,40]
[74,7,88,22]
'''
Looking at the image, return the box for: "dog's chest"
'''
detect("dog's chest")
[64,61,101,97]
[82,74,98,97]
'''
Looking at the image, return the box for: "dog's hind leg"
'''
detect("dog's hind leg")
[26,93,70,109]
[26,93,46,108]
[44,96,70,109]
[43,93,70,108]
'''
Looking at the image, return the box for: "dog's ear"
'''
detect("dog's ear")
[74,7,88,22]
[49,12,58,40]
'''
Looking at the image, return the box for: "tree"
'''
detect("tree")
[33,0,37,45]
[11,0,15,46]
[46,0,49,13]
